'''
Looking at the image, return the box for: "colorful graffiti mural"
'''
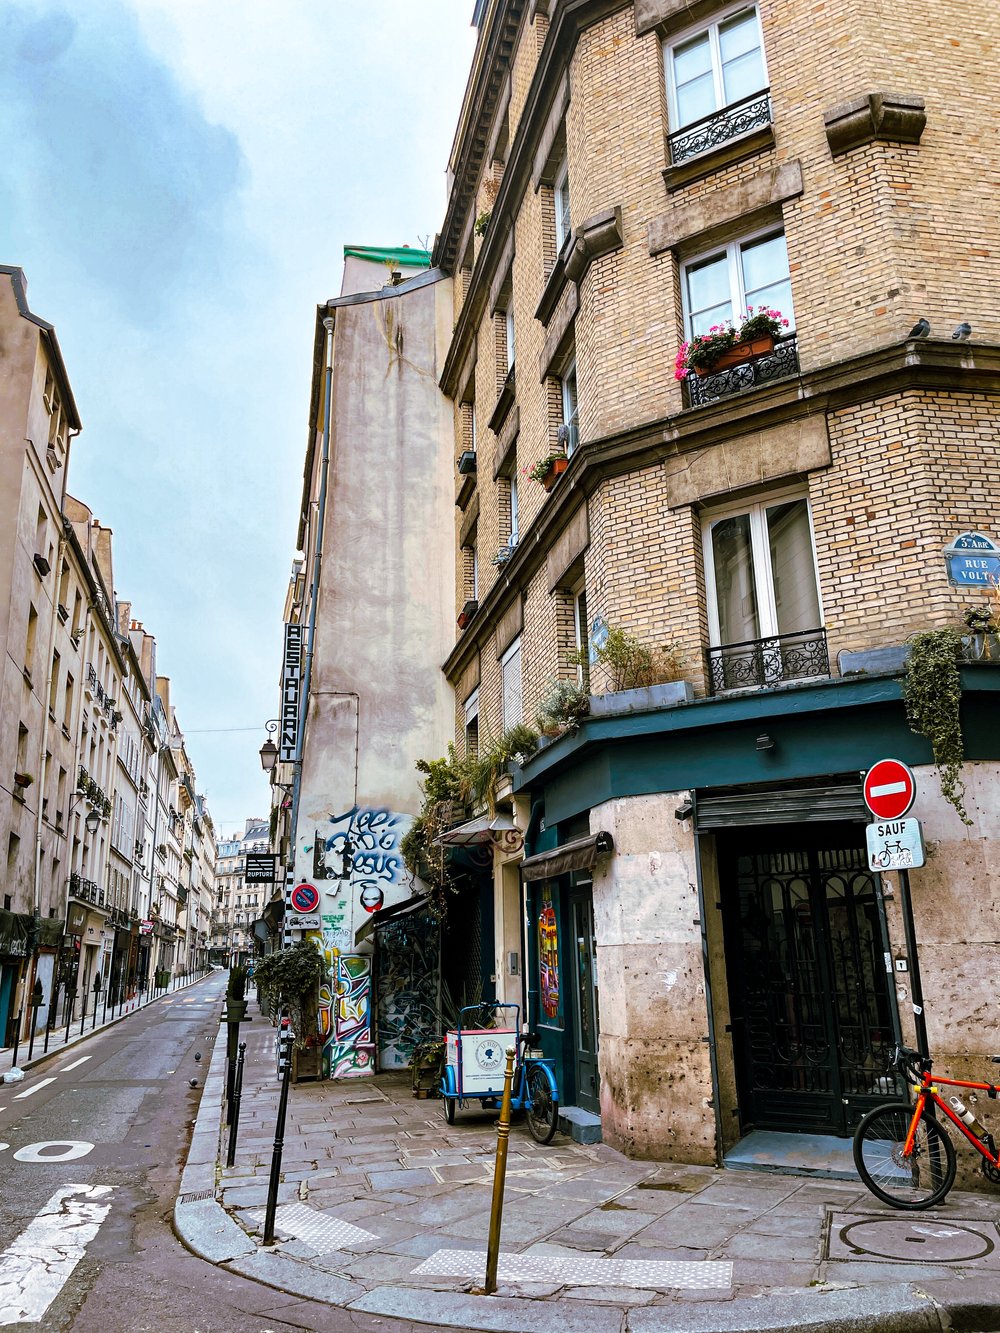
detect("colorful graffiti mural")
[304,805,406,919]
[539,887,561,1021]
[318,952,373,1080]
[376,912,440,1070]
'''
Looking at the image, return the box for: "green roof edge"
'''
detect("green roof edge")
[343,245,431,267]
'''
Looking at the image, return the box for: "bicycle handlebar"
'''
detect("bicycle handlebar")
[893,1044,933,1075]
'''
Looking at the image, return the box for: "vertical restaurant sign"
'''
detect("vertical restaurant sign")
[280,622,304,762]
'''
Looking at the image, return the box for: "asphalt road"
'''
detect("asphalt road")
[0,974,424,1333]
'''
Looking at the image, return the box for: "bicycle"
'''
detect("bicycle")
[853,1044,1000,1209]
[440,1002,560,1144]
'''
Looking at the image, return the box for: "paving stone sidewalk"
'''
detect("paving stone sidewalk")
[175,999,1000,1333]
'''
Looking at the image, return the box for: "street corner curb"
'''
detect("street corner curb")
[920,1277,1000,1332]
[226,1249,364,1306]
[348,1285,626,1333]
[173,1196,256,1264]
[626,1282,945,1333]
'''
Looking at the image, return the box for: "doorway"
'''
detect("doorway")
[569,881,600,1114]
[719,826,897,1135]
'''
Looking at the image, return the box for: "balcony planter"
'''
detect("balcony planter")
[694,334,775,376]
[457,598,478,630]
[13,772,33,788]
[457,450,477,475]
[540,456,569,491]
[589,680,695,718]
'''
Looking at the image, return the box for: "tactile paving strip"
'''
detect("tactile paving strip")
[249,1202,377,1250]
[414,1247,733,1289]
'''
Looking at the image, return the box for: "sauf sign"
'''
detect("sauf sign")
[279,622,304,763]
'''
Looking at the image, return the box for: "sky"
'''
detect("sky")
[0,1,478,834]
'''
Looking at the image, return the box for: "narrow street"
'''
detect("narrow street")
[0,975,421,1333]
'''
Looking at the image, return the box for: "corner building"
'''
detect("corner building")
[436,0,1000,1174]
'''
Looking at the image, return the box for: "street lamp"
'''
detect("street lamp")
[84,809,102,835]
[259,719,279,773]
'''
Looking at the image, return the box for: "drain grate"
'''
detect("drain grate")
[179,1189,215,1203]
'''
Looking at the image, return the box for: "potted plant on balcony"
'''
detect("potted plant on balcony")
[675,307,789,379]
[961,598,1000,660]
[526,451,569,492]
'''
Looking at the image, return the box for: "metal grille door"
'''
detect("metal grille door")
[721,830,896,1134]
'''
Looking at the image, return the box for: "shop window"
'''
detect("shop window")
[702,488,827,691]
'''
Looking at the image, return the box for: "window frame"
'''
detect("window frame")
[554,153,571,252]
[501,636,523,730]
[664,3,768,132]
[504,305,516,373]
[509,473,520,546]
[572,582,590,691]
[680,225,794,340]
[560,359,579,455]
[701,484,823,649]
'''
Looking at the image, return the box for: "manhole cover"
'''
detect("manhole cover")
[827,1212,1000,1266]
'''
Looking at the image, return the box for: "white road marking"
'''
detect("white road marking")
[62,1056,91,1073]
[13,1141,94,1163]
[870,780,908,797]
[13,1079,56,1100]
[0,1183,114,1325]
[0,1146,8,1155]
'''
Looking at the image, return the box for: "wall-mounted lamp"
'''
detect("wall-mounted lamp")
[756,733,775,752]
[84,809,102,835]
[259,719,279,772]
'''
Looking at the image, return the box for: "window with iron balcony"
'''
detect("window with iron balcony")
[664,5,771,167]
[702,488,828,694]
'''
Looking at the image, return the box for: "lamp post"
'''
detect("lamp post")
[258,719,279,775]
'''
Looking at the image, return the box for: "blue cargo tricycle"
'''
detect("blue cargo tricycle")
[440,1002,560,1144]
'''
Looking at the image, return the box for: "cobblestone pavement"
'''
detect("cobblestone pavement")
[174,1004,1000,1333]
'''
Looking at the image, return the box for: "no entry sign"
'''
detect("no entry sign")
[289,882,320,914]
[863,759,916,820]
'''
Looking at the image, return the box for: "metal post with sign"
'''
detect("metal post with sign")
[863,759,929,1058]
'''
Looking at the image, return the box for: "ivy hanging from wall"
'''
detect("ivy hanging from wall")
[902,628,972,826]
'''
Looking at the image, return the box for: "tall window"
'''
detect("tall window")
[509,474,519,546]
[666,6,766,129]
[703,490,821,652]
[501,637,523,729]
[573,584,590,690]
[554,154,571,251]
[464,687,480,758]
[504,306,516,372]
[560,360,579,454]
[683,230,793,337]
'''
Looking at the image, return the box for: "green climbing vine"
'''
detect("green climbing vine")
[902,628,972,825]
[254,940,326,1044]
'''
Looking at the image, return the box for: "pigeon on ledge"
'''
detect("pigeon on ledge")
[952,322,972,341]
[907,318,930,338]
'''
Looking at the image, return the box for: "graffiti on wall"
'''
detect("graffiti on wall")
[318,952,373,1080]
[539,886,561,1021]
[304,806,405,916]
[376,913,440,1070]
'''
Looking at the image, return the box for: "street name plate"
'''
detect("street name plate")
[866,817,925,871]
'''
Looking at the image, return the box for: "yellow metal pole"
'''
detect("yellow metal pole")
[484,1045,516,1295]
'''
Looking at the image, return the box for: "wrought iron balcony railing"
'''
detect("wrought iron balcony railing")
[684,334,799,409]
[706,627,830,694]
[68,873,106,908]
[668,89,771,165]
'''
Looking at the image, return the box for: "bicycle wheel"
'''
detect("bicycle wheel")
[443,1094,456,1125]
[525,1064,559,1144]
[853,1102,955,1209]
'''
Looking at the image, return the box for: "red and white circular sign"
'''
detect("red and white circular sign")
[289,882,320,914]
[863,759,916,820]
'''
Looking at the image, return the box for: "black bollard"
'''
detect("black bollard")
[11,1008,22,1068]
[226,1042,247,1168]
[92,975,102,1031]
[64,991,76,1045]
[43,980,60,1054]
[262,1020,294,1245]
[27,982,44,1061]
[79,989,87,1036]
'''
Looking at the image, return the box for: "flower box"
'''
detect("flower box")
[540,456,569,491]
[694,334,775,376]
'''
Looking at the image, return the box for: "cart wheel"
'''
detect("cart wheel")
[443,1094,456,1125]
[526,1064,559,1144]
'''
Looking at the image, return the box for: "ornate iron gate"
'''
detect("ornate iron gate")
[720,828,897,1134]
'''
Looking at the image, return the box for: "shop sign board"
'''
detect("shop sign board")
[944,531,1000,587]
[245,853,277,883]
[279,622,304,763]
[866,817,925,871]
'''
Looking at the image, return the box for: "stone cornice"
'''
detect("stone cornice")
[439,0,630,398]
[441,339,1000,681]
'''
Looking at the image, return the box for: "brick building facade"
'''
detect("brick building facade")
[431,0,1000,1174]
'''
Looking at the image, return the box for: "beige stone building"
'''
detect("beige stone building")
[427,0,1000,1174]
